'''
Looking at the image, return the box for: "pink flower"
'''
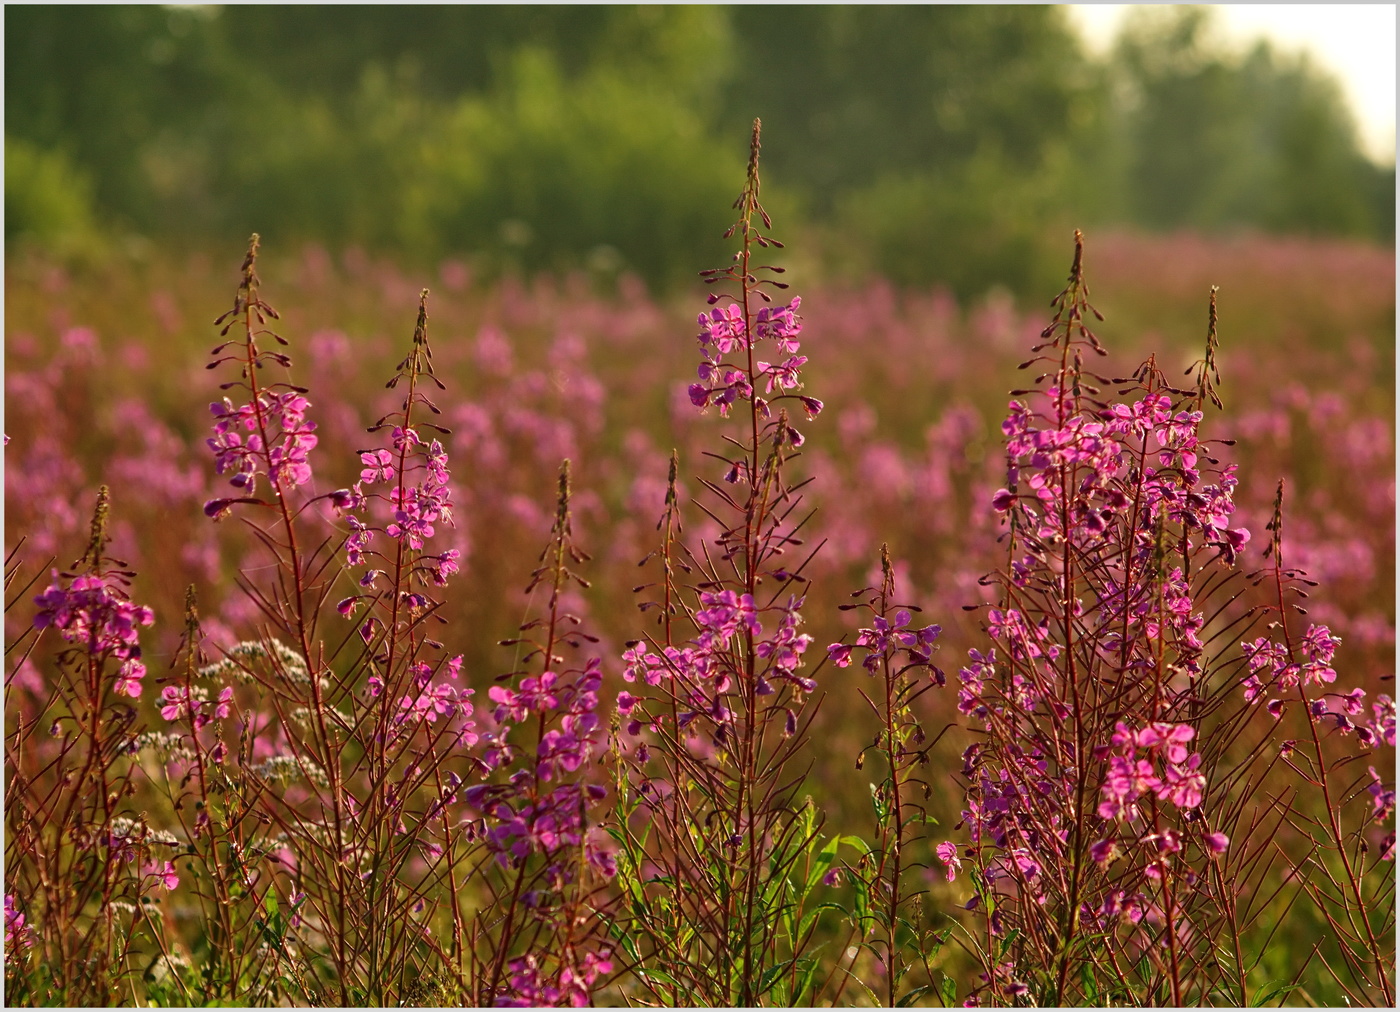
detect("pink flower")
[1137,722,1194,764]
[33,572,154,698]
[144,860,179,891]
[936,841,962,881]
[1090,839,1118,867]
[359,448,396,483]
[5,894,33,950]
[1157,753,1206,810]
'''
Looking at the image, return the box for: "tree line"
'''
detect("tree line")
[6,5,1393,297]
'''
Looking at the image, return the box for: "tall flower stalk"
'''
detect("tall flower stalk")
[202,244,480,1003]
[613,120,833,1007]
[827,544,948,1006]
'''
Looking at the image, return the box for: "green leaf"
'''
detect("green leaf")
[940,975,957,1006]
[1080,960,1098,1003]
[614,929,641,963]
[805,834,841,894]
[842,834,874,858]
[868,780,889,823]
[758,959,795,1003]
[1251,981,1304,1007]
[639,967,679,987]
[795,956,821,1005]
[853,874,871,934]
[851,975,882,1006]
[897,983,934,1006]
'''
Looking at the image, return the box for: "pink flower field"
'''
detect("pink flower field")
[4,129,1394,1006]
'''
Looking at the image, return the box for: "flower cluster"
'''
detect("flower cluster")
[397,681,473,729]
[489,659,604,782]
[622,594,816,738]
[827,607,941,680]
[206,390,318,498]
[33,572,155,697]
[994,388,1249,564]
[465,657,611,872]
[496,949,613,1007]
[469,782,609,869]
[1097,721,1208,821]
[158,684,234,729]
[688,297,821,428]
[960,742,1066,853]
[1241,624,1392,746]
[336,425,459,585]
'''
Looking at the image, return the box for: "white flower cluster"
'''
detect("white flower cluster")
[253,754,329,788]
[199,638,325,688]
[133,731,196,763]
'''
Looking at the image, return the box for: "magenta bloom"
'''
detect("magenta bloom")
[144,860,179,891]
[936,840,962,881]
[359,447,396,483]
[1157,753,1206,809]
[1203,832,1230,857]
[33,572,154,698]
[5,894,32,950]
[1089,839,1118,867]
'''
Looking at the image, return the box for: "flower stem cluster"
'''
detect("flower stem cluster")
[203,235,319,519]
[949,233,1397,1006]
[334,291,460,588]
[825,544,949,1006]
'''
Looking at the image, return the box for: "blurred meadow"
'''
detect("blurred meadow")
[4,5,1394,1006]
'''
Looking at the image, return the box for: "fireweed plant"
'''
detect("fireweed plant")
[610,120,845,1006]
[206,246,617,1005]
[825,543,953,1007]
[951,235,1396,1006]
[3,124,1393,1008]
[3,489,168,1006]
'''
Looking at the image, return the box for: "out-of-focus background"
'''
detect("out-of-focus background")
[5,4,1394,299]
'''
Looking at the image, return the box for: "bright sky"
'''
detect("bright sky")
[1066,4,1397,164]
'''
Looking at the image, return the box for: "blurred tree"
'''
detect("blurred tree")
[412,46,740,286]
[4,136,101,253]
[715,6,1101,297]
[5,5,225,232]
[719,6,1093,211]
[1108,6,1393,241]
[4,5,1391,292]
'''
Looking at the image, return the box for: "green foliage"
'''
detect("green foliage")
[4,136,102,253]
[832,153,1070,302]
[3,6,1391,292]
[414,48,740,286]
